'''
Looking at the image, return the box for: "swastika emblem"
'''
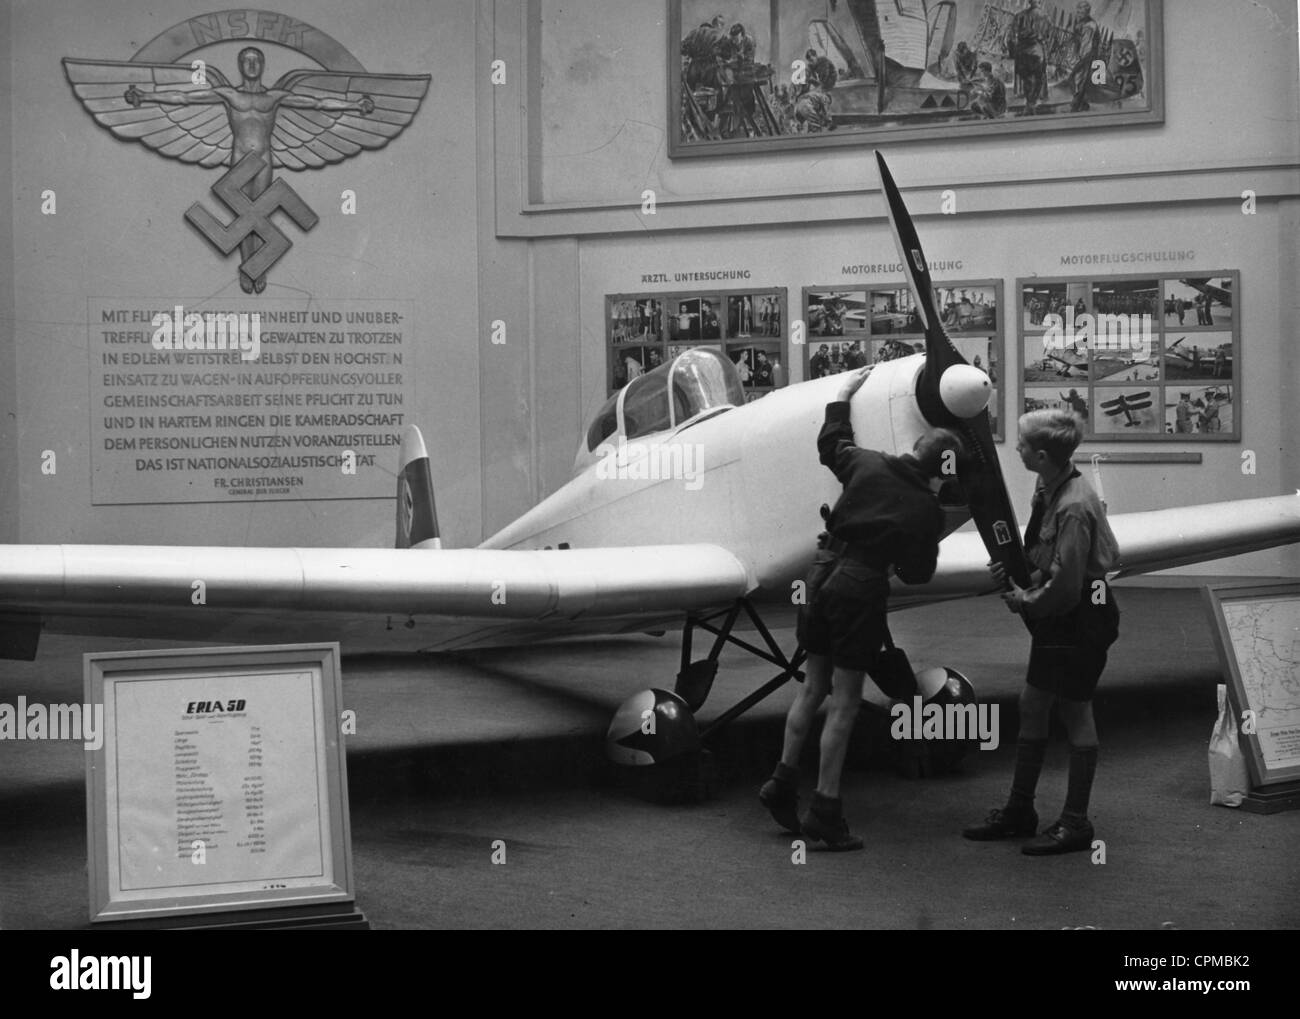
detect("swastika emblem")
[185,152,318,292]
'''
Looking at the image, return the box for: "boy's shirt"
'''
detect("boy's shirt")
[816,401,945,584]
[1022,464,1119,620]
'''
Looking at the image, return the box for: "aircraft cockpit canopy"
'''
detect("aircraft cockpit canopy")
[579,348,745,469]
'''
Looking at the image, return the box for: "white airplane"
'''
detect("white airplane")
[2,154,1298,759]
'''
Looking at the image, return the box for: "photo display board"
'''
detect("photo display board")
[606,288,789,401]
[803,279,1005,440]
[1017,271,1239,440]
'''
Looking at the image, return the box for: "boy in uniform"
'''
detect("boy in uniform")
[760,367,965,850]
[964,409,1120,854]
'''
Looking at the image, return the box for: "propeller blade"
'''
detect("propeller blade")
[875,150,1033,588]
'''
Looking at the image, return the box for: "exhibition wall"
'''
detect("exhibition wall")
[2,0,1298,578]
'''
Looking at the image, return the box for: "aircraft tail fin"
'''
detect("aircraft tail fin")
[395,425,442,549]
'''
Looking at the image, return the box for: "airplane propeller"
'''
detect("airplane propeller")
[875,151,1033,588]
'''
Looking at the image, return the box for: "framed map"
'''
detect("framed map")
[1204,583,1300,787]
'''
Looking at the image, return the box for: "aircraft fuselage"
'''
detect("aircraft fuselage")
[480,355,960,602]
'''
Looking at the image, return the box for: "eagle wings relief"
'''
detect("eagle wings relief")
[64,30,429,292]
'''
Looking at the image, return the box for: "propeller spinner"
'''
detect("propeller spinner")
[875,151,1032,588]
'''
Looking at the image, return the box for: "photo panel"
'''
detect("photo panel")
[935,284,997,332]
[1018,271,1240,441]
[1165,385,1233,436]
[667,342,722,360]
[869,287,921,335]
[870,338,924,364]
[669,298,700,342]
[808,289,868,338]
[1164,330,1233,383]
[807,339,869,379]
[1090,278,1159,319]
[731,342,783,389]
[609,297,643,344]
[1093,386,1160,435]
[634,297,663,342]
[1021,282,1066,331]
[1023,333,1086,384]
[670,296,723,341]
[733,292,769,340]
[1024,386,1083,419]
[1164,277,1234,329]
[610,346,660,390]
[729,345,754,385]
[751,291,784,338]
[1093,353,1160,384]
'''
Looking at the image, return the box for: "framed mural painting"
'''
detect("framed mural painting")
[670,0,1163,157]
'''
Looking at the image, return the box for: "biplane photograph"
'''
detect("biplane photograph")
[1095,387,1159,433]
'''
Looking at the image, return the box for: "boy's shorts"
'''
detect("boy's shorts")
[796,549,891,672]
[1026,584,1120,701]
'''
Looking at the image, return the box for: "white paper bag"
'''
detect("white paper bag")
[1208,684,1248,807]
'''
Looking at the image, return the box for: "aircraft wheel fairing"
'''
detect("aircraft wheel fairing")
[606,688,700,766]
[905,666,981,776]
[606,689,718,803]
[855,666,981,778]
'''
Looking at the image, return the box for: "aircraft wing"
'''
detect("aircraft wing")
[921,493,1300,597]
[0,543,749,659]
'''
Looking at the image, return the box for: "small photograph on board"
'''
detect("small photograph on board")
[1094,387,1160,434]
[1025,386,1088,423]
[1024,333,1086,383]
[935,284,997,332]
[1164,331,1233,382]
[870,287,922,335]
[808,339,870,378]
[1164,278,1234,329]
[808,290,868,337]
[1165,386,1233,435]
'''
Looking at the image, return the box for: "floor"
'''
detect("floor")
[1,583,1296,930]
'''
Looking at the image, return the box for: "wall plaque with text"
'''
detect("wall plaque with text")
[85,643,354,923]
[88,298,413,505]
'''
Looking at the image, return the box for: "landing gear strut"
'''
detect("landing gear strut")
[605,598,981,800]
[674,598,806,742]
[606,598,805,802]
